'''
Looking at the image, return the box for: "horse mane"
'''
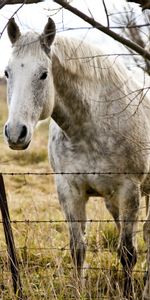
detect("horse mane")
[52,35,129,85]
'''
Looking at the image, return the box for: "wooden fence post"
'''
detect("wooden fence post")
[0,174,24,299]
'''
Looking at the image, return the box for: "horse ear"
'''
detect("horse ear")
[7,18,21,44]
[42,18,56,47]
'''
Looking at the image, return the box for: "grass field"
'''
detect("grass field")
[0,81,147,299]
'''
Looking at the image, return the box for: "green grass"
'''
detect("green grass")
[0,82,147,299]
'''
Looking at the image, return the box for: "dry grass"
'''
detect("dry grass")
[0,82,147,299]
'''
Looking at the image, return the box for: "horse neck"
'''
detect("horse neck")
[51,52,96,138]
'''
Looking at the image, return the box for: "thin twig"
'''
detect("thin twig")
[102,0,110,27]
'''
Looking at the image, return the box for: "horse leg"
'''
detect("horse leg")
[117,179,140,300]
[143,197,150,300]
[104,195,120,232]
[56,176,87,277]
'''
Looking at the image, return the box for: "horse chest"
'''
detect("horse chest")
[49,122,116,175]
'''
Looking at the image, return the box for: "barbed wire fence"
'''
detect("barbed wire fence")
[0,171,149,299]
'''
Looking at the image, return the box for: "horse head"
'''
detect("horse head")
[4,18,56,150]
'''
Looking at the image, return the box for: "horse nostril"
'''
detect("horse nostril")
[19,125,27,141]
[5,124,9,139]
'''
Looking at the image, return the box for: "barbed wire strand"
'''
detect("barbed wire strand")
[0,219,147,223]
[0,263,146,274]
[1,171,150,175]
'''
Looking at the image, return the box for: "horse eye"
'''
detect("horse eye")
[4,70,9,78]
[40,72,48,80]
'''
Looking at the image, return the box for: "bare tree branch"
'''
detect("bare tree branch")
[0,0,44,10]
[127,0,150,10]
[53,0,150,61]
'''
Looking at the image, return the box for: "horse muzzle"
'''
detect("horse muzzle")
[4,122,31,150]
[8,140,31,150]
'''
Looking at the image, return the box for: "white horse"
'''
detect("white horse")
[4,18,150,299]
